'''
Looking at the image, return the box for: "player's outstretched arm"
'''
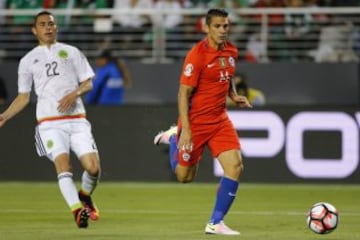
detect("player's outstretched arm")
[0,92,30,128]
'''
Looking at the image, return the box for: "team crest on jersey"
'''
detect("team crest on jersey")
[228,56,235,67]
[184,63,194,77]
[58,49,68,59]
[47,139,54,149]
[219,57,226,68]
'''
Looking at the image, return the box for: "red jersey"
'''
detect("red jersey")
[180,38,238,124]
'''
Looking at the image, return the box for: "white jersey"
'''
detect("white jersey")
[18,42,95,121]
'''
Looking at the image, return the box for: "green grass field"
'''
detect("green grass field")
[0,182,359,240]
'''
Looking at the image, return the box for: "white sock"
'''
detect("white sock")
[58,172,81,211]
[81,171,99,195]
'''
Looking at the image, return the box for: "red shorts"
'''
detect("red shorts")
[177,118,240,167]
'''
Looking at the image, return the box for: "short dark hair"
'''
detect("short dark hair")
[205,8,229,25]
[33,11,54,27]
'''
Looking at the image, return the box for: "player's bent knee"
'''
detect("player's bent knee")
[80,152,100,176]
[88,167,100,177]
[235,162,244,179]
[224,161,243,180]
[54,154,72,173]
[237,162,244,179]
[85,162,100,176]
[175,165,197,183]
[239,161,244,174]
[176,175,194,183]
[175,172,195,183]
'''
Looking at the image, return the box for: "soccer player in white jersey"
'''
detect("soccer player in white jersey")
[0,11,101,228]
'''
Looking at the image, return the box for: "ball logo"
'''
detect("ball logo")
[182,152,191,162]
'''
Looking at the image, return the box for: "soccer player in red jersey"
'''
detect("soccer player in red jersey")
[154,8,252,235]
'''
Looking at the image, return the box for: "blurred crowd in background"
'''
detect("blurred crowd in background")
[1,1,360,62]
[1,0,360,105]
[3,0,360,10]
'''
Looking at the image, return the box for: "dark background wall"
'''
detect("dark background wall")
[0,105,359,183]
[1,62,359,182]
[0,62,359,105]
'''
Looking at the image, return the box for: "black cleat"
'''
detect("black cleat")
[79,191,99,221]
[74,208,90,228]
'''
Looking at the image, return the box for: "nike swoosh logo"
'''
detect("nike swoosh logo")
[207,63,215,68]
[207,225,216,231]
[228,192,236,197]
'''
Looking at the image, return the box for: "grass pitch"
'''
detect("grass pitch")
[0,182,359,240]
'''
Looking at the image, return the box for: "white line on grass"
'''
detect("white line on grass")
[3,209,359,216]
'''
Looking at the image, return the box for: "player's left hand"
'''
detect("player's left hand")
[58,92,77,113]
[233,95,252,108]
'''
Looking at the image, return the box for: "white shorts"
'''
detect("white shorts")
[35,118,98,161]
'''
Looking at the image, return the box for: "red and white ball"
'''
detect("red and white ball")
[306,202,339,234]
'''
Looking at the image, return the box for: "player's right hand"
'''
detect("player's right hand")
[177,128,193,152]
[58,92,77,113]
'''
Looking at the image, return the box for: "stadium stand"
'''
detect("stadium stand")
[0,6,360,62]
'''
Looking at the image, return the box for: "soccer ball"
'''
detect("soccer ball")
[306,202,339,234]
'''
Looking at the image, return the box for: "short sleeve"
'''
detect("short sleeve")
[72,48,95,83]
[18,58,33,93]
[180,47,202,88]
